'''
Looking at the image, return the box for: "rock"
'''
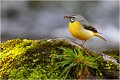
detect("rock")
[0,38,119,79]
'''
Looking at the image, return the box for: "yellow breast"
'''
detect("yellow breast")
[68,21,94,40]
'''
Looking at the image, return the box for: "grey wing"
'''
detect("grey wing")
[83,25,99,33]
[76,15,99,33]
[80,21,99,33]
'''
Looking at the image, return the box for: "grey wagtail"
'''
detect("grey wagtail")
[64,14,107,45]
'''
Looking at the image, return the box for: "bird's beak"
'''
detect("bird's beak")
[64,16,72,19]
[64,16,72,22]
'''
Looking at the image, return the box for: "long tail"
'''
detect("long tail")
[95,35,107,41]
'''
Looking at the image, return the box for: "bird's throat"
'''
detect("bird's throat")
[70,18,74,23]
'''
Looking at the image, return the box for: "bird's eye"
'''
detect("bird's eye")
[71,17,75,20]
[70,16,75,22]
[71,16,75,18]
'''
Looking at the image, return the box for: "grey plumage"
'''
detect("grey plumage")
[72,14,91,26]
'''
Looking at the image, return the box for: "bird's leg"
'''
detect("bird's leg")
[81,40,86,45]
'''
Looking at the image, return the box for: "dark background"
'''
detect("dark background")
[1,1,119,51]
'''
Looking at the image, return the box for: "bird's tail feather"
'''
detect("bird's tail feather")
[95,35,107,41]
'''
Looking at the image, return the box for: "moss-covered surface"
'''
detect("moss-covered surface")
[101,50,119,63]
[0,38,119,79]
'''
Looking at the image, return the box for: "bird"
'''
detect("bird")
[64,14,107,45]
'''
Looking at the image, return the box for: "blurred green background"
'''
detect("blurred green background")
[1,1,119,51]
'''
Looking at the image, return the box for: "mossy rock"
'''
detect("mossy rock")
[101,50,119,63]
[0,38,119,79]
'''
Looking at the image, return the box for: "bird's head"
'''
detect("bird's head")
[64,15,76,23]
[64,14,86,23]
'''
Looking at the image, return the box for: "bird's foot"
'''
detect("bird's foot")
[80,44,84,48]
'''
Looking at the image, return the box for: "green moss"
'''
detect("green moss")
[0,39,119,79]
[0,39,75,79]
